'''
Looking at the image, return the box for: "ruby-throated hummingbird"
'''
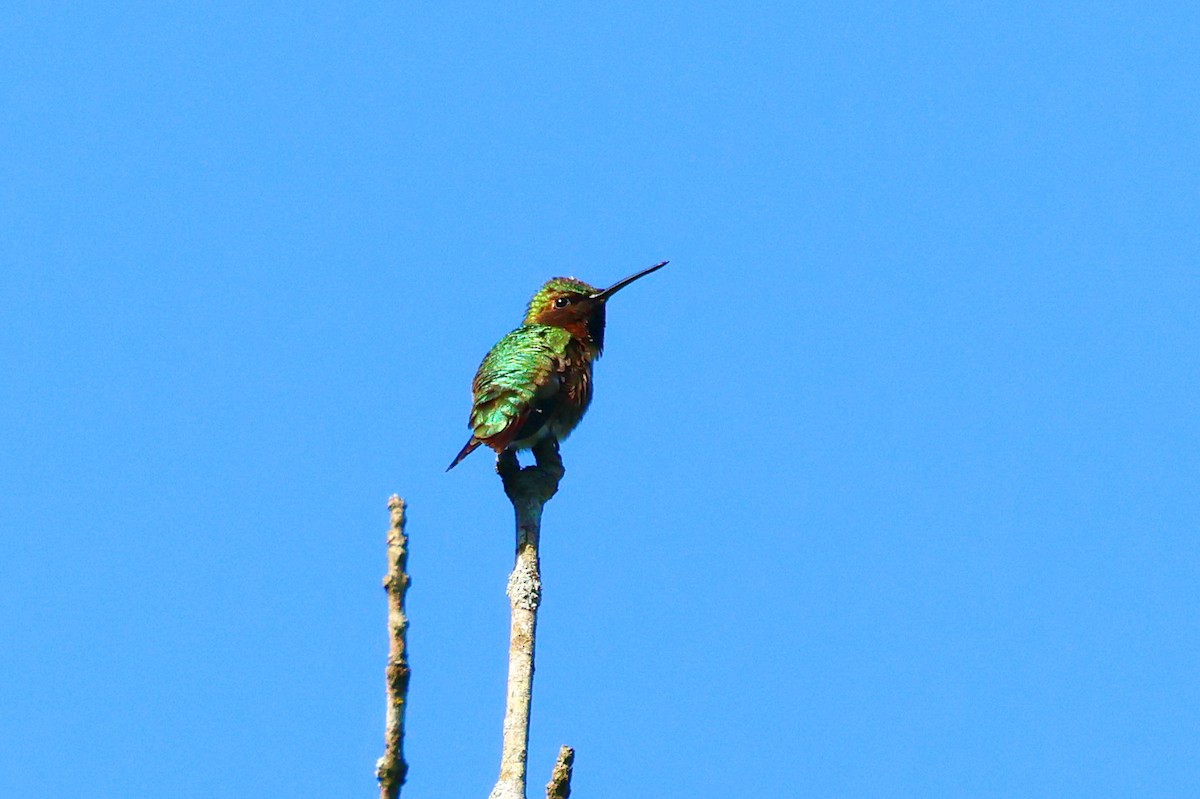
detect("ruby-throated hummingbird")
[447,261,668,470]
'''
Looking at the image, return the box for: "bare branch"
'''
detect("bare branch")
[488,440,567,799]
[377,495,411,799]
[545,746,575,799]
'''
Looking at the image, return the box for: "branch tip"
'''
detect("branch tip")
[378,493,411,799]
[546,745,575,799]
[490,442,566,797]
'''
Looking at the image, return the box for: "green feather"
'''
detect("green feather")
[469,324,571,439]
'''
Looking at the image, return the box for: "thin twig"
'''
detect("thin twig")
[376,495,411,799]
[545,746,575,799]
[488,439,566,799]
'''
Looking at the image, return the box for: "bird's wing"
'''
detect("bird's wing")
[468,325,571,446]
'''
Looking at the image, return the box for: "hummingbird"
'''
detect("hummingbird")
[447,260,668,471]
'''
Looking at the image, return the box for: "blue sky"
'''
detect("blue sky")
[2,2,1197,796]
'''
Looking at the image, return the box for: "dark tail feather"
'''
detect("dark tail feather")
[446,437,483,471]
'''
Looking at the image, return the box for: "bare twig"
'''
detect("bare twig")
[376,495,411,799]
[488,439,567,799]
[545,746,575,799]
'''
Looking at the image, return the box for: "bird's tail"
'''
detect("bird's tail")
[446,437,483,471]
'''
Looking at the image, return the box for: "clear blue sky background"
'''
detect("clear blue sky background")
[2,3,1197,797]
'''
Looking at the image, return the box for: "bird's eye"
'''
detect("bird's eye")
[553,296,571,308]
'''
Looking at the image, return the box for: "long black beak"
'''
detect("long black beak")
[591,261,668,302]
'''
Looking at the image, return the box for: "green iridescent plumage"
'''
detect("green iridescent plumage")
[447,261,667,470]
[469,325,574,440]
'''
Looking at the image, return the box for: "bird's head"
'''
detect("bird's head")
[523,262,668,353]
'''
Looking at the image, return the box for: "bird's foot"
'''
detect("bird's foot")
[496,449,522,479]
[496,440,564,505]
[531,438,564,484]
